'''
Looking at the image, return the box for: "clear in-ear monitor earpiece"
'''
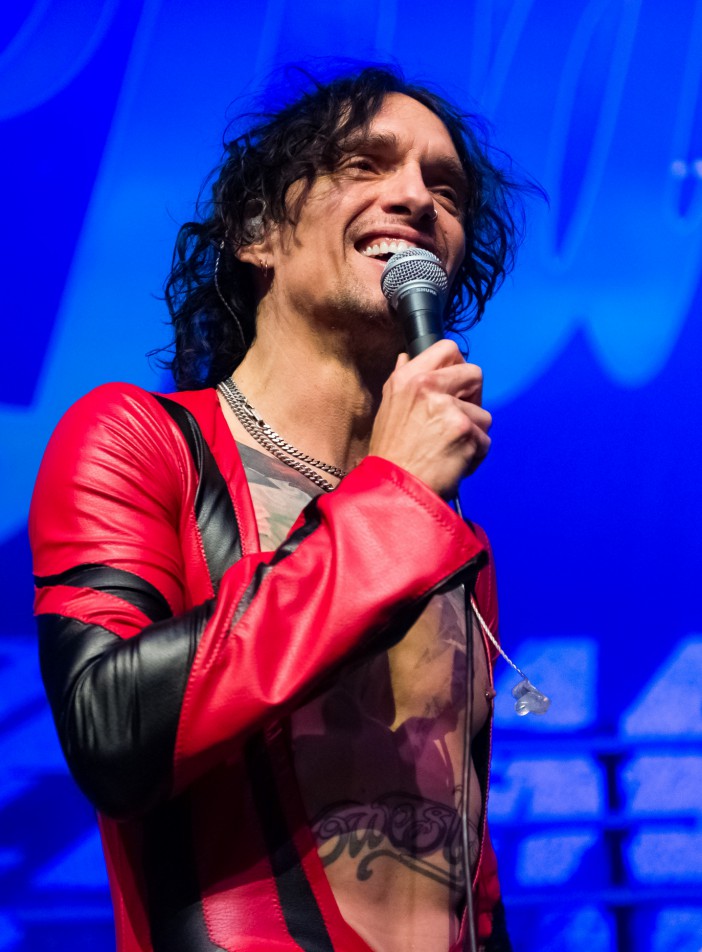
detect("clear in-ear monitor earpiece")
[470,596,551,717]
[512,678,551,716]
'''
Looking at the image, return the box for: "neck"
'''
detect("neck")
[229,305,403,473]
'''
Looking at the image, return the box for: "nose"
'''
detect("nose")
[380,162,435,223]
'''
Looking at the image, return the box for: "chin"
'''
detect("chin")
[333,287,399,330]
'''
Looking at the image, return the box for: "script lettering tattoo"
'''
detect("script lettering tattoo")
[311,792,479,888]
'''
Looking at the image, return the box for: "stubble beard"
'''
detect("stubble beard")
[284,271,407,371]
[326,285,408,376]
[326,278,405,346]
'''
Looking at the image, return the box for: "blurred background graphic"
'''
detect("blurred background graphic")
[1,1,701,949]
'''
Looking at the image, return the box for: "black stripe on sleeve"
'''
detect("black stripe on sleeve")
[34,563,173,623]
[38,599,214,819]
[142,793,228,952]
[268,495,323,566]
[153,396,242,590]
[229,498,323,629]
[246,734,335,952]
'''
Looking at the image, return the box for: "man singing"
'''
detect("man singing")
[31,66,526,951]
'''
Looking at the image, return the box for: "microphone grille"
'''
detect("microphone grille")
[380,248,449,304]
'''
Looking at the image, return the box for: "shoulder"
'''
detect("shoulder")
[33,383,198,511]
[49,383,221,448]
[52,382,169,439]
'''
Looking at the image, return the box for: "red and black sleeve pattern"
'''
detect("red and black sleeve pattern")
[30,383,488,820]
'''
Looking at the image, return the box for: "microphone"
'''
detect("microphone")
[380,248,449,357]
[382,247,476,952]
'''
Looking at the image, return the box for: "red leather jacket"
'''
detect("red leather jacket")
[30,383,508,951]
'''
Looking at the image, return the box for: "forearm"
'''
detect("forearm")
[37,588,209,818]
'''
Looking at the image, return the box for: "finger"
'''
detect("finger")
[457,412,493,468]
[400,338,465,370]
[437,364,484,402]
[467,429,492,473]
[456,402,492,434]
[405,363,484,403]
[439,398,492,445]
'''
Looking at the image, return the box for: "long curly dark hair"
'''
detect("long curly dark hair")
[162,65,536,390]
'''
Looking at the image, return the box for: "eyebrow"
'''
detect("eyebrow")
[340,130,400,153]
[340,130,469,192]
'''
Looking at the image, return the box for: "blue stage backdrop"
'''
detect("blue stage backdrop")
[1,2,701,950]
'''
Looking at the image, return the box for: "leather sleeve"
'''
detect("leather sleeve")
[30,383,488,819]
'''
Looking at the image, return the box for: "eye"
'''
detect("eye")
[342,156,379,174]
[433,186,460,211]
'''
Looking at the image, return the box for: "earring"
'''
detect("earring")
[429,205,438,222]
[259,258,269,280]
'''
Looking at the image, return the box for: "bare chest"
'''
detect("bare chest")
[290,587,492,824]
[241,446,494,947]
[289,590,493,950]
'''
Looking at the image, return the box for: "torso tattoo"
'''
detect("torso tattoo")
[239,443,493,950]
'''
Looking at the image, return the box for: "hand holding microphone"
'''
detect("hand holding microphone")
[368,249,492,498]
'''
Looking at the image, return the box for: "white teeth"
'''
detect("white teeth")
[361,239,414,258]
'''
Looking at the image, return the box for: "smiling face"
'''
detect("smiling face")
[251,93,469,344]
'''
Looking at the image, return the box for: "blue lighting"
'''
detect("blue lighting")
[2,2,701,950]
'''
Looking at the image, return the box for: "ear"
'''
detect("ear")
[234,201,274,267]
[235,232,272,268]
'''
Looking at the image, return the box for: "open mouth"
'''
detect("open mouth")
[358,239,418,263]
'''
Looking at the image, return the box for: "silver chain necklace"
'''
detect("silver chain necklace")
[217,377,348,493]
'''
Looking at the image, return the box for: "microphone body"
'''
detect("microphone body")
[380,249,449,357]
